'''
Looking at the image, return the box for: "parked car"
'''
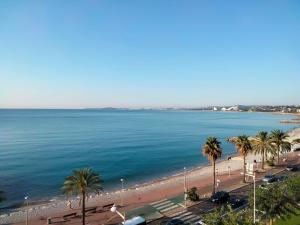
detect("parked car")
[166,219,184,225]
[123,216,146,225]
[210,191,230,203]
[229,196,248,209]
[262,174,276,183]
[286,165,298,172]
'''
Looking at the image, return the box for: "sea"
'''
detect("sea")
[0,109,296,209]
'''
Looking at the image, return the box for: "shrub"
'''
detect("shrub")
[267,160,274,167]
[284,175,300,202]
[186,187,199,202]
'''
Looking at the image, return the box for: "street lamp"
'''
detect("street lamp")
[120,178,124,206]
[24,196,29,225]
[111,204,126,223]
[216,179,221,192]
[246,163,256,223]
[215,168,219,191]
[253,173,256,223]
[183,167,187,208]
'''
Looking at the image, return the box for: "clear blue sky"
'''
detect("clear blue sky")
[1,0,300,108]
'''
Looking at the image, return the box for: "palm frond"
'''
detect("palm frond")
[233,135,252,156]
[62,168,103,197]
[202,137,222,162]
[251,131,273,155]
[292,139,300,144]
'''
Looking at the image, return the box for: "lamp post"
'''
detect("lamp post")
[120,178,124,206]
[253,172,256,223]
[183,167,187,208]
[24,196,29,225]
[216,179,221,192]
[228,166,231,177]
[215,168,219,190]
[111,204,126,224]
[246,164,256,223]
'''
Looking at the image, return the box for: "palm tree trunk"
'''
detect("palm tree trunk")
[213,160,216,194]
[243,155,246,183]
[262,149,265,170]
[82,191,86,225]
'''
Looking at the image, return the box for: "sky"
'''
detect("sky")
[0,0,300,109]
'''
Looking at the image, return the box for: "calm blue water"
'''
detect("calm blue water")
[0,109,295,209]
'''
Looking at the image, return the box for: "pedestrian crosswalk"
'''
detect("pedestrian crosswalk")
[150,199,181,213]
[168,210,202,224]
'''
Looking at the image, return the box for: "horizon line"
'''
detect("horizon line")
[1,104,300,110]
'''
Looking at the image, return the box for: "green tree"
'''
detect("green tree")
[202,137,222,194]
[252,131,273,170]
[249,183,299,225]
[284,175,300,202]
[203,207,224,225]
[270,130,291,164]
[204,206,255,225]
[229,135,252,183]
[62,168,103,225]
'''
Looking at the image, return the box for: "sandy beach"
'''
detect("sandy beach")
[274,112,300,124]
[1,127,300,225]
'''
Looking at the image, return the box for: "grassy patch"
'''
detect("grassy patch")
[275,210,300,225]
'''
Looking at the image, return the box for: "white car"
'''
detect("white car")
[122,216,146,225]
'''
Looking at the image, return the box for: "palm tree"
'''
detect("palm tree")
[270,130,291,164]
[229,135,252,183]
[62,168,103,225]
[252,131,273,170]
[202,137,222,194]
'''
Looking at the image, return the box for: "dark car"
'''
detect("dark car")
[210,191,230,203]
[286,165,298,172]
[267,177,278,184]
[229,196,248,209]
[166,219,184,225]
[262,174,276,183]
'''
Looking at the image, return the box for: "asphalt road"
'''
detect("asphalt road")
[148,164,300,225]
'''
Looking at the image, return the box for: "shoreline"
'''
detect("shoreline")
[0,152,233,212]
[1,113,300,224]
[273,112,300,124]
[2,127,300,224]
[0,151,244,224]
[3,152,299,225]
